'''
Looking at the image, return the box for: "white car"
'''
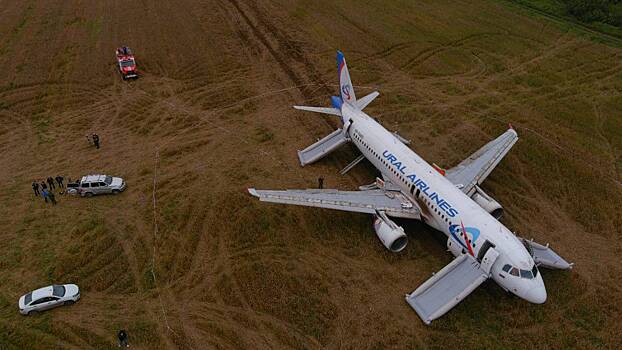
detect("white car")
[78,174,126,197]
[18,284,80,315]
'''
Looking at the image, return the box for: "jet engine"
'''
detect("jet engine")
[471,185,503,219]
[373,212,408,252]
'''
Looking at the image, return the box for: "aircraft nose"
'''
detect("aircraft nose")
[525,285,547,304]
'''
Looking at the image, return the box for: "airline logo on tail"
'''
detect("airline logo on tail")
[341,85,352,100]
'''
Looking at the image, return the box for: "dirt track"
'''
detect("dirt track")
[1,0,621,349]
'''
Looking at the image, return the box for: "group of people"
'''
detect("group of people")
[86,133,101,149]
[32,176,67,205]
[116,46,132,56]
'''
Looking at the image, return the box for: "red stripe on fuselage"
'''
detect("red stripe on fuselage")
[460,220,475,256]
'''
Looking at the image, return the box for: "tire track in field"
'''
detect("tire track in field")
[222,0,371,184]
[143,2,362,345]
[400,32,500,70]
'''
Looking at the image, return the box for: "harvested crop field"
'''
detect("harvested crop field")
[1,0,621,348]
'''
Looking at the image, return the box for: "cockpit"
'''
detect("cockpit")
[502,263,539,279]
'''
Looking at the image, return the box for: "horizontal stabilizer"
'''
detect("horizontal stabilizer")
[297,129,348,166]
[293,105,342,116]
[354,91,379,110]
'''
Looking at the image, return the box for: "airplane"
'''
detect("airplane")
[248,51,572,325]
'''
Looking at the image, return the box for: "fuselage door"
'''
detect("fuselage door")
[480,247,500,275]
[477,240,495,262]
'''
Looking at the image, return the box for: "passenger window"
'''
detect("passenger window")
[91,183,100,188]
[502,264,511,273]
[81,183,90,188]
[99,182,106,187]
[31,298,47,305]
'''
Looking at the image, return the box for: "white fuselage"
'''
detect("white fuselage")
[341,103,547,304]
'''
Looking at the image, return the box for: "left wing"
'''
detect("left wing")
[248,188,420,219]
[446,128,518,196]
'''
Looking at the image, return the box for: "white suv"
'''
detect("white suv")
[78,174,126,197]
[19,284,80,315]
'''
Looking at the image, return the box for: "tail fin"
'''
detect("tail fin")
[337,51,356,104]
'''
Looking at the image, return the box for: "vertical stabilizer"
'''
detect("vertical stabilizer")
[337,51,356,104]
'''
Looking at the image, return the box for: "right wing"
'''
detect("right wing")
[446,128,518,196]
[248,188,420,219]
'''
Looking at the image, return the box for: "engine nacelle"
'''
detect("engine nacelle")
[373,214,408,252]
[471,185,503,219]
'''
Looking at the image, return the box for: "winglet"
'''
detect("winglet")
[248,188,260,197]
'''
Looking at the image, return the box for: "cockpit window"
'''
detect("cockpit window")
[505,263,538,279]
[520,269,533,279]
[531,264,538,278]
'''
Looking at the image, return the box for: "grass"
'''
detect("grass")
[0,0,621,348]
[503,0,622,45]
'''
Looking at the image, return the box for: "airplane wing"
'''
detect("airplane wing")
[445,128,518,196]
[248,188,420,219]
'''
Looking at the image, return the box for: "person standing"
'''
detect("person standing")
[40,181,48,191]
[32,181,40,196]
[55,175,64,189]
[318,177,324,189]
[47,177,56,190]
[92,133,100,149]
[41,189,49,203]
[48,191,57,205]
[117,329,129,347]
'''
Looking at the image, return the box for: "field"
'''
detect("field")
[0,0,621,348]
